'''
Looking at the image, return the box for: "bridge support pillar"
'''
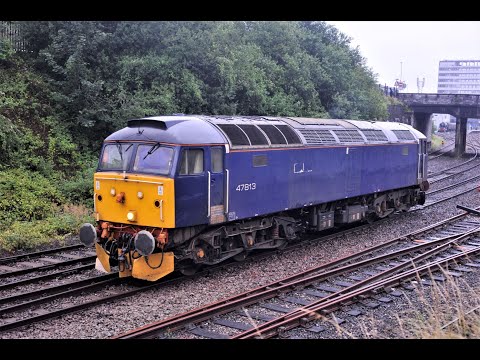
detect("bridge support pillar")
[454,117,468,157]
[412,112,432,148]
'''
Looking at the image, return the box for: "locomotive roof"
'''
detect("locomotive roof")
[104,115,425,148]
[104,116,227,145]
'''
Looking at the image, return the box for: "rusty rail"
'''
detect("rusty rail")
[113,207,480,339]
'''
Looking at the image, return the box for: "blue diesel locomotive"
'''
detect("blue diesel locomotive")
[79,115,428,281]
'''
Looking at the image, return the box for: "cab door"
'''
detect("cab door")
[207,147,226,224]
[175,147,208,227]
[418,139,427,181]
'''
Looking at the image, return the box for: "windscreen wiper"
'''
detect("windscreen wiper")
[115,141,124,161]
[143,142,161,160]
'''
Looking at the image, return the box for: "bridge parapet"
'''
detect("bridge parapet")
[397,93,480,118]
[398,93,480,106]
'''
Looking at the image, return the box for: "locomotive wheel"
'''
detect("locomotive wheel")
[366,213,377,224]
[179,264,200,276]
[233,251,247,262]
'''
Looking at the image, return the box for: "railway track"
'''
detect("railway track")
[427,143,479,184]
[419,182,480,210]
[0,219,395,333]
[428,140,454,160]
[233,235,480,339]
[0,244,96,285]
[1,143,478,335]
[0,245,98,285]
[0,198,460,335]
[0,263,97,291]
[113,207,480,339]
[415,136,480,209]
[0,244,85,265]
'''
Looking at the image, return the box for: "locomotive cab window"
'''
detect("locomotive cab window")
[211,147,223,173]
[180,149,204,175]
[99,143,134,171]
[133,144,174,175]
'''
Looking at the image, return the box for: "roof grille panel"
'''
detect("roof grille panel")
[275,125,302,144]
[298,129,337,144]
[333,129,364,143]
[257,125,287,145]
[237,125,269,145]
[392,130,416,141]
[361,129,388,142]
[217,124,250,146]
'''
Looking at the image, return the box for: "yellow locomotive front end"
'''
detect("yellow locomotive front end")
[79,141,177,281]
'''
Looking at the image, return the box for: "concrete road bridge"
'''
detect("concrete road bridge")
[397,93,480,156]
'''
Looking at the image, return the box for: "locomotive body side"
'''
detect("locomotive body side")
[225,142,420,221]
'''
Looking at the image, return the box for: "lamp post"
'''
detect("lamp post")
[417,76,425,93]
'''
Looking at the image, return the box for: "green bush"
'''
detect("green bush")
[0,39,13,61]
[0,169,64,227]
[0,204,94,252]
[58,158,97,207]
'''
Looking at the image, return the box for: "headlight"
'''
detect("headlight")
[137,191,144,199]
[127,211,137,222]
[134,230,155,256]
[110,188,116,196]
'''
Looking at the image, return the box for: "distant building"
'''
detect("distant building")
[437,60,480,94]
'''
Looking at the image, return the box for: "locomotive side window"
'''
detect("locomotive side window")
[253,154,267,167]
[180,149,204,175]
[133,145,174,175]
[211,147,223,173]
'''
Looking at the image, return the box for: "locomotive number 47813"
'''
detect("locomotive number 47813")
[236,183,257,191]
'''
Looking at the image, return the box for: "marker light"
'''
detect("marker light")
[110,188,116,196]
[127,211,137,222]
[137,191,144,199]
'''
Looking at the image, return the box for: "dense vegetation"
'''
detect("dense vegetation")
[0,21,389,251]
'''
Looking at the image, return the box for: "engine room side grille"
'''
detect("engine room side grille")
[217,124,250,146]
[299,129,337,144]
[392,130,416,141]
[237,125,269,145]
[275,125,302,144]
[257,125,287,145]
[332,129,364,143]
[361,129,388,142]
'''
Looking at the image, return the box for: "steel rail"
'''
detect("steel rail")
[112,209,479,339]
[0,273,118,306]
[0,244,85,264]
[0,277,120,316]
[427,174,480,196]
[428,143,478,178]
[234,232,480,338]
[0,264,95,291]
[0,256,96,279]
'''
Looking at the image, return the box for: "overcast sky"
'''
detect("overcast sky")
[326,21,480,93]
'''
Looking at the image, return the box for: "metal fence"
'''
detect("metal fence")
[378,84,399,98]
[0,21,27,52]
